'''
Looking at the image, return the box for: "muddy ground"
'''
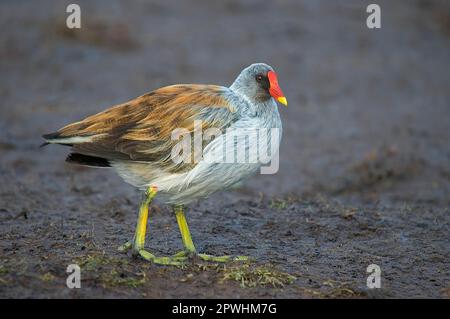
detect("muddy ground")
[0,0,449,298]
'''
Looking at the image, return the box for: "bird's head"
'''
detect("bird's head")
[231,63,287,107]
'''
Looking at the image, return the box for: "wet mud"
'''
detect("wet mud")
[0,0,449,298]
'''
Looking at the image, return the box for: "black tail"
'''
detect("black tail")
[42,132,61,140]
[41,132,73,147]
[66,153,111,167]
[40,132,59,148]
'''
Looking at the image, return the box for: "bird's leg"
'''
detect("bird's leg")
[133,186,157,252]
[173,205,248,262]
[118,186,187,266]
[174,204,196,254]
[118,186,157,253]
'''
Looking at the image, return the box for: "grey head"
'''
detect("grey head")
[230,63,287,106]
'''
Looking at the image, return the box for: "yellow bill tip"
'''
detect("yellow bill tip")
[277,96,288,106]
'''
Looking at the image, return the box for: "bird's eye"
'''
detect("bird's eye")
[256,75,263,82]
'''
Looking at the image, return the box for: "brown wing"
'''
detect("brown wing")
[44,84,238,171]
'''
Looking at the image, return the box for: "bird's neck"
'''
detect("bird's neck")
[230,86,276,118]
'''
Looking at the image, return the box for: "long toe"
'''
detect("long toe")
[138,249,188,266]
[172,250,196,258]
[197,253,250,263]
[118,241,132,253]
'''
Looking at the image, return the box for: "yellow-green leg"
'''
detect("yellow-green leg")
[118,186,187,266]
[173,205,249,262]
[174,205,196,253]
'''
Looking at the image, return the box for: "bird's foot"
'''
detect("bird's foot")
[119,243,248,265]
[138,249,188,266]
[173,250,249,263]
[118,242,188,266]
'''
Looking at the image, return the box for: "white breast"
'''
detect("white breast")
[116,98,283,205]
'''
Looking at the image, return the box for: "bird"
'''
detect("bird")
[42,63,287,265]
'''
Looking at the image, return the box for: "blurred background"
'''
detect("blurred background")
[1,0,449,203]
[0,0,449,298]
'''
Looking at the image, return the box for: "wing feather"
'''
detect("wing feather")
[44,84,238,173]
